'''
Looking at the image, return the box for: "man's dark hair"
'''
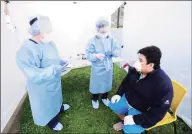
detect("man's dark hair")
[138,45,162,69]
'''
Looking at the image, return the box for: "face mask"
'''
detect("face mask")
[38,16,53,34]
[103,26,109,33]
[41,33,53,43]
[98,32,109,38]
[133,60,141,72]
[99,26,109,33]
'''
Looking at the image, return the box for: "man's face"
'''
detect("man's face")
[138,54,154,73]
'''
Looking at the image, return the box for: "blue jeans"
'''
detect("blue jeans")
[109,94,146,134]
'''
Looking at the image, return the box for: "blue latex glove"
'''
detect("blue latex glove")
[55,64,69,73]
[58,59,70,72]
[60,59,69,66]
[55,65,65,73]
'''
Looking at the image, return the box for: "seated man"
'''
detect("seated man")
[109,46,173,134]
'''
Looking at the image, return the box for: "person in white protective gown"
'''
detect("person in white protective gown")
[16,15,70,131]
[86,17,121,109]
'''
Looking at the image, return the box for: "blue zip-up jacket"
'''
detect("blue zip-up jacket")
[117,66,173,128]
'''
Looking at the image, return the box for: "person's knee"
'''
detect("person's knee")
[109,102,120,113]
[108,102,127,115]
[108,101,117,111]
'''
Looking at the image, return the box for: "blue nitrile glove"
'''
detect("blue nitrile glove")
[60,59,69,66]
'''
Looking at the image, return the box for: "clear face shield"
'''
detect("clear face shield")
[38,16,53,35]
[29,15,53,39]
[31,16,53,42]
[96,17,110,34]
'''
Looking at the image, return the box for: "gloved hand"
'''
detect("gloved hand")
[55,65,63,72]
[59,59,69,68]
[94,53,105,60]
[55,65,67,73]
[59,59,69,72]
[111,95,121,103]
[124,115,135,125]
[122,63,129,69]
[133,60,141,72]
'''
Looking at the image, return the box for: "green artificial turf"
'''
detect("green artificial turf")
[19,65,192,134]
